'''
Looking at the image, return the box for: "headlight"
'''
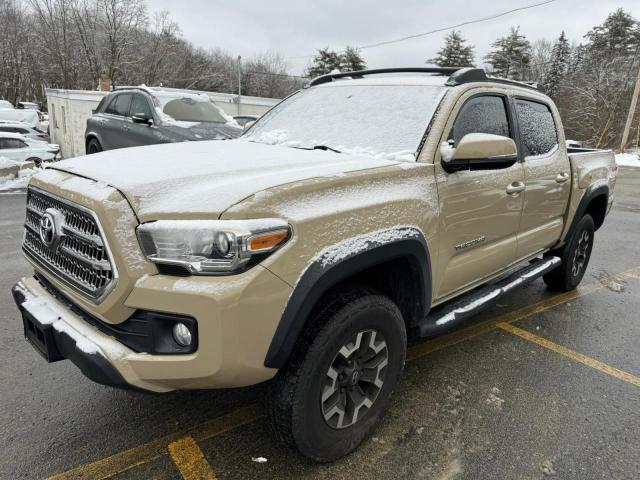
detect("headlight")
[137,219,290,275]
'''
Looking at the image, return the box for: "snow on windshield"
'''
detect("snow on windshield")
[246,84,446,161]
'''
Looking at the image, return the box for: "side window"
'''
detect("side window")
[103,96,119,115]
[3,139,26,148]
[0,139,6,149]
[515,99,558,157]
[104,94,132,117]
[450,96,510,146]
[130,94,154,119]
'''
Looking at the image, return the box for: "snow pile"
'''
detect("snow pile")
[615,152,640,168]
[0,160,39,191]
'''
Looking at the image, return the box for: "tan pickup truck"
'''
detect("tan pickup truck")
[12,68,617,461]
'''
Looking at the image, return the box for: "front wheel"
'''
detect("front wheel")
[267,288,406,462]
[543,214,595,291]
[26,157,42,168]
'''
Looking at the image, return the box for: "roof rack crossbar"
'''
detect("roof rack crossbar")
[308,67,460,86]
[308,67,544,92]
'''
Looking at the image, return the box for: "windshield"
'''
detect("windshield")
[156,96,228,124]
[246,83,446,160]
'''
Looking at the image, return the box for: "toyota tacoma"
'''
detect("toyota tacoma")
[12,67,617,461]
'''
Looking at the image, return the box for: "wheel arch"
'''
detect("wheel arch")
[567,182,609,241]
[264,229,432,369]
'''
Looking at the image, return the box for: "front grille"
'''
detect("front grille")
[23,186,117,302]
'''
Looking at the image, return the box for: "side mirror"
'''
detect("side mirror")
[441,133,518,172]
[132,113,153,125]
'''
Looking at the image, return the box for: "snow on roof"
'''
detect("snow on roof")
[0,131,27,139]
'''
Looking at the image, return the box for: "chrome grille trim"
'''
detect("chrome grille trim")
[22,186,118,303]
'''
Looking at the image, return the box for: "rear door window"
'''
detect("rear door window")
[515,99,558,157]
[450,96,511,146]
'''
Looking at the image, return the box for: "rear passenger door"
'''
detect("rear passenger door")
[434,93,525,299]
[514,98,571,260]
[101,93,132,150]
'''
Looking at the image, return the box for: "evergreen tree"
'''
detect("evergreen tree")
[585,8,640,58]
[305,48,341,78]
[339,46,367,72]
[543,31,571,98]
[428,30,475,67]
[484,27,532,80]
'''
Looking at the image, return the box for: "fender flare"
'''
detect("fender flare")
[565,182,609,243]
[264,228,432,368]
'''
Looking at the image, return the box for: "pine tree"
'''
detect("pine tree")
[339,46,367,72]
[543,31,571,98]
[305,48,342,78]
[484,27,532,80]
[428,30,475,67]
[585,8,640,58]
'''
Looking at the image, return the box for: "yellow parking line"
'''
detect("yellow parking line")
[167,436,216,480]
[48,265,640,479]
[497,322,640,387]
[47,405,260,480]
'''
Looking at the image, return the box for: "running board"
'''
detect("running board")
[417,256,561,337]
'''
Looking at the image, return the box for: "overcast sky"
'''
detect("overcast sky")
[145,0,640,75]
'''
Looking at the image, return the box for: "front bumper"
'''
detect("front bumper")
[13,266,292,393]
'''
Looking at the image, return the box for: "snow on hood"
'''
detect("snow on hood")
[51,140,402,221]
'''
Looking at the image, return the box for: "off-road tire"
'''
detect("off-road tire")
[86,138,102,154]
[543,214,595,291]
[266,287,406,462]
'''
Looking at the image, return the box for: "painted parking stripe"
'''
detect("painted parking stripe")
[168,436,216,480]
[47,265,640,479]
[497,322,640,387]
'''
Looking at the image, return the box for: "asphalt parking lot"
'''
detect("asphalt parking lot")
[1,168,639,480]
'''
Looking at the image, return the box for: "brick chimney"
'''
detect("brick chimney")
[99,74,112,92]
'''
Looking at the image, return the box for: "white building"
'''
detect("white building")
[46,87,280,158]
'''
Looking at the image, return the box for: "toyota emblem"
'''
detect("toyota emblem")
[39,208,64,250]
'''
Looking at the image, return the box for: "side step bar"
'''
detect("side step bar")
[417,256,561,337]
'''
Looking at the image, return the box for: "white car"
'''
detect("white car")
[0,121,51,142]
[0,132,60,167]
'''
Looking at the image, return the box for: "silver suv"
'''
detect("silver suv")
[85,87,242,154]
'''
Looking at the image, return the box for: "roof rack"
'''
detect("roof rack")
[308,67,543,92]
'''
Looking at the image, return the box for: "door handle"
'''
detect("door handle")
[506,182,525,195]
[555,172,570,183]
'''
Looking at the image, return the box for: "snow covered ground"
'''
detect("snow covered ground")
[615,152,640,168]
[0,157,39,192]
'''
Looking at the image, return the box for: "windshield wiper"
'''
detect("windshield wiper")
[312,145,341,154]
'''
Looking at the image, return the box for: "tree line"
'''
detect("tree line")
[1,1,638,148]
[0,0,305,106]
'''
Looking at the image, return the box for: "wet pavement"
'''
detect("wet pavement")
[0,168,639,480]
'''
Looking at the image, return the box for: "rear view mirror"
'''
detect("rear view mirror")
[132,113,153,125]
[442,133,518,172]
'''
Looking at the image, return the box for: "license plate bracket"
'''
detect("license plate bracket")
[22,310,64,362]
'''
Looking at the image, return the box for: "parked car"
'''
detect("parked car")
[13,67,616,462]
[16,101,39,110]
[0,108,41,128]
[85,87,242,153]
[0,132,59,166]
[233,114,259,128]
[0,120,50,142]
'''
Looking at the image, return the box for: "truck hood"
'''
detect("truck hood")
[51,140,401,221]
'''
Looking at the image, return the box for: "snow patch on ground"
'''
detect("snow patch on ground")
[0,164,39,191]
[615,152,640,167]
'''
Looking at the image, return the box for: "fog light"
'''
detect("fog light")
[172,323,192,347]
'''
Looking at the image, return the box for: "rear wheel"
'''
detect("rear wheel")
[543,214,595,291]
[86,138,102,154]
[267,288,406,462]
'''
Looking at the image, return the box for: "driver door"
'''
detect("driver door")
[434,93,525,300]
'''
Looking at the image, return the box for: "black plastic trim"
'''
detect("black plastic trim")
[12,285,148,392]
[264,233,432,368]
[565,182,609,242]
